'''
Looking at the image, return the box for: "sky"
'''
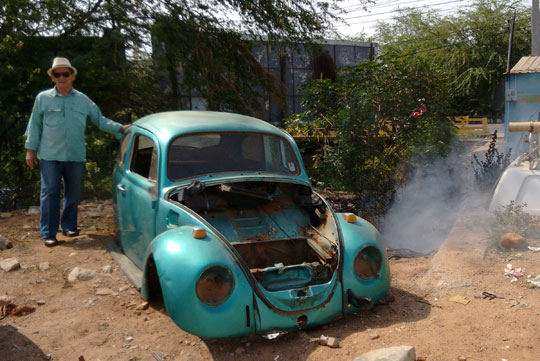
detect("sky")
[334,0,528,38]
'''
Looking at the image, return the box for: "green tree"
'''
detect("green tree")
[0,0,352,210]
[286,57,455,221]
[373,0,530,117]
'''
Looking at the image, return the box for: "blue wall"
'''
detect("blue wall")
[504,72,540,152]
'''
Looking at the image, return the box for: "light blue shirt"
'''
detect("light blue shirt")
[25,87,122,162]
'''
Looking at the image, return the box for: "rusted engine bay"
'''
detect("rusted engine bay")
[170,181,339,291]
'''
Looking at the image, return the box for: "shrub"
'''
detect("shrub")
[491,201,540,241]
[285,56,456,220]
[471,130,511,190]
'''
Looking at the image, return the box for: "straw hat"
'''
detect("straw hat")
[47,57,77,76]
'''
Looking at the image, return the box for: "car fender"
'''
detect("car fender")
[141,225,256,337]
[337,215,390,309]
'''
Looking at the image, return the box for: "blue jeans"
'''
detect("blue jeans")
[39,160,84,239]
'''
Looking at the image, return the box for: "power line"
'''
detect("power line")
[342,0,435,11]
[337,6,529,51]
[337,5,474,27]
[343,0,467,20]
[341,0,396,10]
[376,18,528,47]
[391,25,529,59]
[344,0,462,14]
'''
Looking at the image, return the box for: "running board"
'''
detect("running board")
[104,237,143,292]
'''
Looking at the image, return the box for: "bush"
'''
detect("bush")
[471,130,511,190]
[491,201,540,241]
[285,56,456,219]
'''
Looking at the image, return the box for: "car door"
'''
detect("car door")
[115,130,159,269]
[113,128,132,241]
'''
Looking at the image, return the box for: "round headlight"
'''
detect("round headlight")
[353,246,382,280]
[196,265,235,306]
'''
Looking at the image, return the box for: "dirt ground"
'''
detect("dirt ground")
[1,194,540,361]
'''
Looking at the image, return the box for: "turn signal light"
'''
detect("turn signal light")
[192,226,207,239]
[343,213,357,223]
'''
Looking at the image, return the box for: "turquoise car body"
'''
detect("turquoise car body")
[112,111,390,338]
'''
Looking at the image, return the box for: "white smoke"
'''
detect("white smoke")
[381,152,472,253]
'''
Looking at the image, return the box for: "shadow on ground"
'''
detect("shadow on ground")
[198,286,430,361]
[53,233,113,251]
[0,325,50,361]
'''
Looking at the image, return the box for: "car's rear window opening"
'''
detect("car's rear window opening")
[167,132,300,181]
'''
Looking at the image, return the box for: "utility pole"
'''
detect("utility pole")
[508,7,516,72]
[533,0,540,55]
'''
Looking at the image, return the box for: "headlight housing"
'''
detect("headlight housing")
[353,246,382,281]
[196,265,235,306]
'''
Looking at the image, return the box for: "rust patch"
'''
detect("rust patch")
[296,315,308,327]
[196,275,232,306]
[246,232,272,241]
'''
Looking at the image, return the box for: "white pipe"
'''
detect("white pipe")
[508,121,540,132]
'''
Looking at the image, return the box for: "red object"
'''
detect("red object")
[410,106,427,118]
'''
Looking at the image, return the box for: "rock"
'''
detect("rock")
[458,357,467,361]
[234,347,245,355]
[315,335,339,348]
[354,346,416,361]
[39,262,50,271]
[67,267,96,282]
[0,236,13,250]
[500,233,528,250]
[78,268,96,281]
[527,274,540,288]
[0,212,12,219]
[326,337,339,348]
[135,302,149,311]
[0,257,20,272]
[102,265,113,273]
[67,268,81,282]
[27,206,40,215]
[369,334,380,340]
[95,288,113,296]
[0,295,11,302]
[85,298,97,307]
[37,300,46,305]
[86,211,101,218]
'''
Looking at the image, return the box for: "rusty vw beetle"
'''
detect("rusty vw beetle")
[112,111,390,337]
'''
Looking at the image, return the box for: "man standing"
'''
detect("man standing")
[24,57,128,247]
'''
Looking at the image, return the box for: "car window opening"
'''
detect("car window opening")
[130,134,158,181]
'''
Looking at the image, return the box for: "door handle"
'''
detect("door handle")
[117,184,127,192]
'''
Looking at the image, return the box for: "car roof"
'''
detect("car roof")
[133,111,289,143]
